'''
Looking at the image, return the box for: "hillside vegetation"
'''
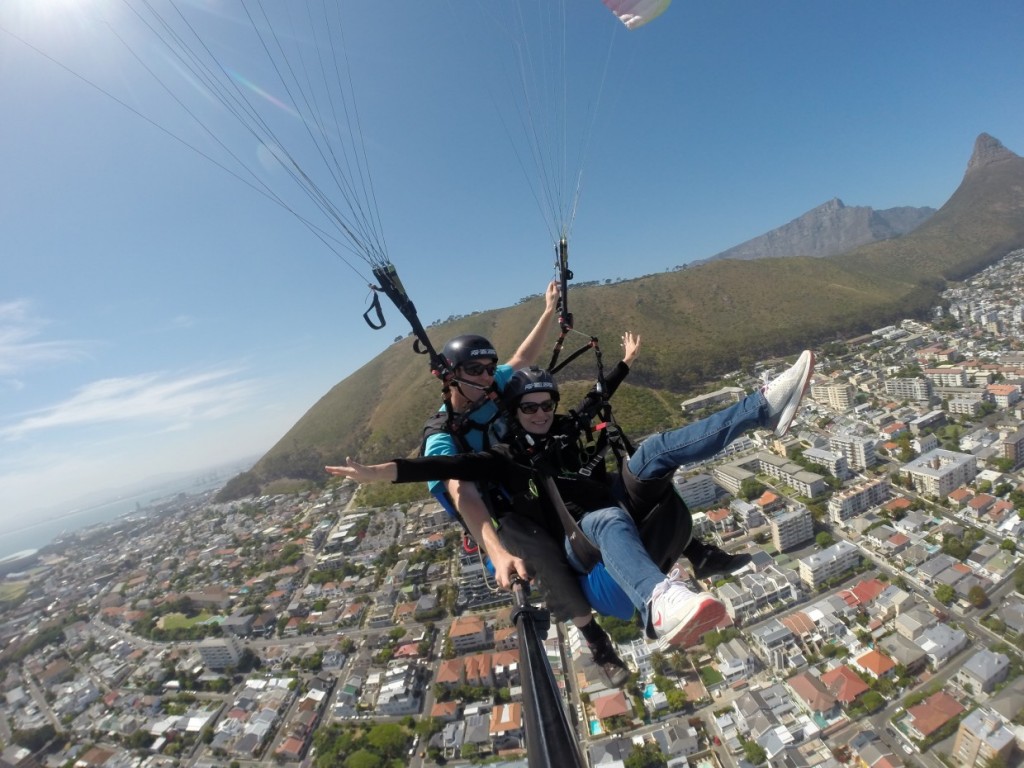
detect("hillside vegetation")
[215,135,1024,500]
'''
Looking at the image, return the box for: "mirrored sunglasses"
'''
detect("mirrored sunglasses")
[518,399,556,414]
[460,362,498,376]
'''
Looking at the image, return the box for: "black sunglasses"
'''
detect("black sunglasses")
[518,399,556,414]
[460,362,498,376]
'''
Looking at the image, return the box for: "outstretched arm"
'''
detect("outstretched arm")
[621,331,641,368]
[505,280,559,369]
[325,459,397,483]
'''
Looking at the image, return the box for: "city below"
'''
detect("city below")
[4,250,1024,768]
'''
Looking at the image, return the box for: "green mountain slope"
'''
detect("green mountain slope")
[220,134,1024,498]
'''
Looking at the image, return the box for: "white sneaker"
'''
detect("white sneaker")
[648,569,727,648]
[762,350,815,437]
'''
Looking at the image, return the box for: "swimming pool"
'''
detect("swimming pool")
[589,719,603,736]
[643,683,657,699]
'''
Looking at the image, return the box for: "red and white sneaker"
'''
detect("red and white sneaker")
[648,569,727,648]
[762,350,815,437]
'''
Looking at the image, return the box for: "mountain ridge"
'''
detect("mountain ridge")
[699,197,935,263]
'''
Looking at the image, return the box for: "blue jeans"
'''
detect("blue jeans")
[627,390,767,481]
[566,505,665,626]
[567,390,769,621]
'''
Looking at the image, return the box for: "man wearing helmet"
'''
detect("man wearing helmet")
[421,282,558,592]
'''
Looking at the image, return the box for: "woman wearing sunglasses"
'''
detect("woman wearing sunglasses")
[328,335,814,652]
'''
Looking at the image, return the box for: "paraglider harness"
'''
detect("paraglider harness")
[547,238,635,486]
[363,257,628,572]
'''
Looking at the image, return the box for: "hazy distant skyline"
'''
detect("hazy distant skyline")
[2,1,1023,544]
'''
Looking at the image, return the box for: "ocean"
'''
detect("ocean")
[1,472,235,560]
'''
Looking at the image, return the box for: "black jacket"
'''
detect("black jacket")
[393,361,631,538]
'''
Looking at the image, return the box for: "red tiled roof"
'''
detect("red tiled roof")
[855,649,895,677]
[908,691,964,737]
[850,578,886,605]
[820,665,869,704]
[780,612,816,636]
[594,690,630,720]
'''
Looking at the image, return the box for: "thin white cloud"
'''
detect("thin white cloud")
[170,315,197,329]
[0,299,90,375]
[1,368,259,440]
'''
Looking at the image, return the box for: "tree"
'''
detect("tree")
[624,742,667,768]
[344,749,381,768]
[12,724,55,752]
[665,688,688,712]
[934,583,955,605]
[968,585,989,609]
[366,723,406,758]
[815,531,834,548]
[741,739,767,765]
[741,478,767,501]
[649,650,669,676]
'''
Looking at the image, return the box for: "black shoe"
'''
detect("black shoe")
[685,539,753,580]
[589,639,630,688]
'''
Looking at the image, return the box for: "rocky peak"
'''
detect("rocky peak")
[966,133,1019,175]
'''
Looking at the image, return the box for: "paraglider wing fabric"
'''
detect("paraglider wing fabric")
[601,0,672,29]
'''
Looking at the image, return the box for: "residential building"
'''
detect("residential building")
[772,507,814,552]
[198,635,245,670]
[716,637,758,684]
[900,448,978,498]
[448,616,490,655]
[673,473,718,510]
[1003,427,1024,468]
[924,367,968,387]
[803,447,849,478]
[956,649,1011,695]
[827,477,890,525]
[717,566,802,624]
[828,433,878,470]
[811,381,855,411]
[949,397,983,417]
[906,691,965,742]
[953,708,1016,767]
[885,377,932,402]
[798,541,859,590]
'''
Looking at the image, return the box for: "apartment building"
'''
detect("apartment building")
[673,473,718,510]
[803,447,849,478]
[198,635,245,670]
[948,397,983,417]
[1003,427,1024,468]
[828,478,891,525]
[717,565,802,623]
[884,377,932,402]
[811,381,855,411]
[986,383,1020,409]
[771,506,814,552]
[798,541,860,590]
[924,367,968,387]
[828,433,878,470]
[953,708,1016,767]
[900,448,977,498]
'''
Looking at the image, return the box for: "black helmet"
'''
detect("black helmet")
[504,366,559,406]
[442,334,498,369]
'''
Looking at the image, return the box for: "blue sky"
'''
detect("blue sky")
[2,0,1023,555]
